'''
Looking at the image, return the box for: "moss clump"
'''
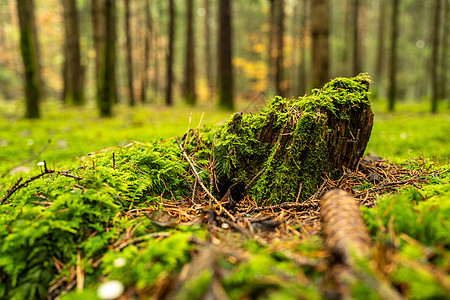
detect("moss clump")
[213,73,373,204]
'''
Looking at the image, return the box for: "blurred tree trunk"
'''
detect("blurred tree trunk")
[153,3,162,102]
[140,0,152,104]
[388,0,399,112]
[296,0,308,96]
[165,0,175,106]
[16,0,40,118]
[440,0,449,103]
[153,20,159,102]
[375,0,386,97]
[91,0,103,87]
[310,0,330,88]
[62,0,84,106]
[430,0,442,113]
[184,0,196,105]
[124,0,135,106]
[351,0,362,76]
[218,0,234,110]
[204,0,213,98]
[268,0,275,92]
[275,0,285,96]
[341,0,351,76]
[97,0,116,117]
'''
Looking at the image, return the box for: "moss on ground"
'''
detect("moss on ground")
[1,74,448,299]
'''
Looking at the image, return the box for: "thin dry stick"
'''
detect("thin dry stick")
[183,112,192,148]
[176,139,236,221]
[76,251,84,291]
[245,167,266,191]
[1,162,82,204]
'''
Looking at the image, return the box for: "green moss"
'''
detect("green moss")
[213,73,373,204]
[176,270,213,300]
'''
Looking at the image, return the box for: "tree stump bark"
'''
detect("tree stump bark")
[213,73,374,204]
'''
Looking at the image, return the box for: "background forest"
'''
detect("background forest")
[0,0,449,117]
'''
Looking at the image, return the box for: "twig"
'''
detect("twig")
[1,177,23,204]
[216,215,250,237]
[177,139,216,202]
[176,139,236,221]
[245,167,266,191]
[244,201,319,213]
[1,161,82,204]
[313,178,328,200]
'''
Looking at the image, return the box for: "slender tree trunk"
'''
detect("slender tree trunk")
[141,0,152,104]
[352,0,362,76]
[268,0,275,92]
[341,0,351,76]
[204,0,213,98]
[297,0,308,96]
[62,0,84,106]
[16,0,40,118]
[310,0,330,88]
[440,0,449,102]
[124,0,135,106]
[218,0,234,110]
[97,0,116,117]
[431,0,442,113]
[375,0,386,97]
[0,8,4,46]
[166,0,175,106]
[153,22,159,102]
[275,0,285,96]
[152,2,162,102]
[388,0,399,112]
[185,0,196,105]
[91,0,103,87]
[62,43,68,102]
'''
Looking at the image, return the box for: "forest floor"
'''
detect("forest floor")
[0,98,449,299]
[0,99,448,173]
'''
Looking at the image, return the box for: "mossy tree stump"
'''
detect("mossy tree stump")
[213,73,374,204]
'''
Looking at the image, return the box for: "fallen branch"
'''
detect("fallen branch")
[176,139,236,222]
[1,161,82,204]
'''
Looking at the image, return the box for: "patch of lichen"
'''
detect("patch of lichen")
[212,73,372,204]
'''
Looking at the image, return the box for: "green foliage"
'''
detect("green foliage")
[362,179,450,246]
[0,75,448,299]
[0,139,203,298]
[222,249,322,299]
[173,270,213,300]
[360,169,450,299]
[102,232,193,289]
[366,111,450,163]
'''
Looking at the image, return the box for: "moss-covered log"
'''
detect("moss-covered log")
[213,73,373,204]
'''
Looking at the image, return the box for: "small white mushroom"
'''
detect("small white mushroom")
[97,280,124,300]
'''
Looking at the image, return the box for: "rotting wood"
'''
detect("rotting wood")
[320,189,403,300]
[320,189,372,265]
[213,73,374,204]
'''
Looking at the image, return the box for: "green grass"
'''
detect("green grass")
[1,99,448,176]
[367,113,449,164]
[368,99,450,164]
[0,100,231,175]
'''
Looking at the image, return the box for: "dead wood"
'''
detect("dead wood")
[320,189,403,300]
[213,74,374,204]
[320,189,372,265]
